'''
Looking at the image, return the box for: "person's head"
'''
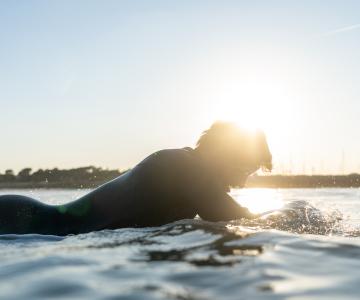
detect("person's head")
[194,121,272,188]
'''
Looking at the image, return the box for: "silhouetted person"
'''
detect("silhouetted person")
[0,122,272,235]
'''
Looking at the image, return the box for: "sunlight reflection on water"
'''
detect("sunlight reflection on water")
[231,188,284,214]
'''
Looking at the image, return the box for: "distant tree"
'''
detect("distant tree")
[5,169,14,176]
[17,168,32,181]
[31,169,47,183]
[4,169,15,182]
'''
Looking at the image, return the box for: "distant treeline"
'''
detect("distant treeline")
[1,167,360,188]
[246,174,360,188]
[0,167,126,188]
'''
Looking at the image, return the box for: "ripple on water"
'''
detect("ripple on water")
[1,198,360,299]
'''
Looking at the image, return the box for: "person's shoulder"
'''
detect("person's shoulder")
[141,147,195,166]
[154,147,194,158]
[132,148,198,183]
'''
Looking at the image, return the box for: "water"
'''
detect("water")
[1,188,360,299]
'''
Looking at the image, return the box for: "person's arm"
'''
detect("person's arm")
[196,192,257,222]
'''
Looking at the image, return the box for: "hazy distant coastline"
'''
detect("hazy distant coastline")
[0,166,360,189]
[0,166,126,189]
[246,174,360,188]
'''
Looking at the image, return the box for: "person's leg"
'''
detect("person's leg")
[0,195,60,235]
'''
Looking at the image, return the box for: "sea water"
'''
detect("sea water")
[1,188,360,299]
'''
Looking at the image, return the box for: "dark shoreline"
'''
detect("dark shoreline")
[0,182,100,189]
[245,174,360,188]
[1,174,360,189]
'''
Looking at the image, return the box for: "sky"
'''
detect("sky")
[0,0,360,174]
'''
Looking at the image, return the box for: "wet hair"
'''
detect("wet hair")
[195,121,272,171]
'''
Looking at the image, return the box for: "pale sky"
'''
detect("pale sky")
[1,1,360,174]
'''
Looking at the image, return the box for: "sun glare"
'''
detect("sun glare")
[231,188,284,214]
[203,69,298,174]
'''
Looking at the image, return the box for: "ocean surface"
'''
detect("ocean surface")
[1,188,360,299]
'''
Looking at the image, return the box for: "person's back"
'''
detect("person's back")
[65,147,206,231]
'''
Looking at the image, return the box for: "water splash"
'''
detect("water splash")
[232,200,345,235]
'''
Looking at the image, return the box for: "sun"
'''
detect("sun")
[211,81,293,134]
[202,73,297,174]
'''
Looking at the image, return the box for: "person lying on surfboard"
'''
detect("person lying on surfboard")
[0,121,272,235]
